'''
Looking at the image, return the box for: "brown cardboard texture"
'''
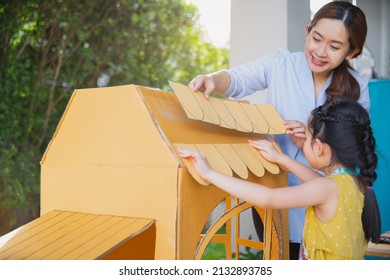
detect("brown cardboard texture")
[40,84,288,259]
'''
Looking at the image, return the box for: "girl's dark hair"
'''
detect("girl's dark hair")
[309,99,381,243]
[308,2,367,102]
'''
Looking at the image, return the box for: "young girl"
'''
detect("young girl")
[189,2,370,258]
[178,99,381,260]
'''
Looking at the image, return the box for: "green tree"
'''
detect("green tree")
[0,0,228,235]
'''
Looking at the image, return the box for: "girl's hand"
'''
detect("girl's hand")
[249,139,282,163]
[284,120,306,149]
[178,148,212,179]
[189,75,215,98]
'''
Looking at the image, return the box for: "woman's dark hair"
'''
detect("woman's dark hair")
[309,99,381,243]
[308,2,367,102]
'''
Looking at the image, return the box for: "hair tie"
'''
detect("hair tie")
[367,185,373,190]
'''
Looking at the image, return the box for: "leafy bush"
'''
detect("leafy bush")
[0,0,228,235]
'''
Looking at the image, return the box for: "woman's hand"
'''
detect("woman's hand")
[178,148,212,180]
[249,139,283,163]
[189,75,215,98]
[284,120,306,149]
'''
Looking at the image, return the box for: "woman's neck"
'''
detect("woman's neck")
[312,71,331,97]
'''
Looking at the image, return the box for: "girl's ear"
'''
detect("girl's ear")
[313,139,325,156]
[314,139,332,162]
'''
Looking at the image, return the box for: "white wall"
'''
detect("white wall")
[358,0,390,78]
[230,0,310,104]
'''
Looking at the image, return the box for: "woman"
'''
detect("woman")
[189,2,369,259]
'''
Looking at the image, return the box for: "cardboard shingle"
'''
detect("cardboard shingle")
[169,81,287,134]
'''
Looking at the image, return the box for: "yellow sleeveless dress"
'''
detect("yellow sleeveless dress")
[303,174,367,260]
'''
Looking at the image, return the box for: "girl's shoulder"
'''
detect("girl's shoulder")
[316,176,338,191]
[328,174,360,194]
[301,176,338,196]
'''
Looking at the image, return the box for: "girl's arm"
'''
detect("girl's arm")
[178,148,335,211]
[249,139,322,182]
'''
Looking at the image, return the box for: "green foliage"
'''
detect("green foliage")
[236,246,264,260]
[202,234,264,260]
[202,243,264,260]
[202,243,227,260]
[0,0,228,235]
[200,224,263,260]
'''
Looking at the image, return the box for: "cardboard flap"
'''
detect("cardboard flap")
[231,144,265,177]
[209,97,237,129]
[173,143,210,186]
[195,144,233,177]
[240,103,269,133]
[256,104,287,134]
[222,99,254,132]
[248,144,280,174]
[215,144,249,179]
[169,81,288,134]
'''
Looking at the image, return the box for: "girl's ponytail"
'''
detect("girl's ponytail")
[359,119,381,243]
[362,188,381,243]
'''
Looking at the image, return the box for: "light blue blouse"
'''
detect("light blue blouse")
[224,48,370,243]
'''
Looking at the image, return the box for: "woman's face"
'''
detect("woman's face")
[305,18,352,76]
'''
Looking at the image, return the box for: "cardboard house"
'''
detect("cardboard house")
[0,84,288,260]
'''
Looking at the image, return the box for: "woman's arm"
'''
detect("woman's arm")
[284,120,306,150]
[189,70,231,98]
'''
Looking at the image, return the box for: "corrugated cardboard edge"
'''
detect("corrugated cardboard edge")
[40,88,79,165]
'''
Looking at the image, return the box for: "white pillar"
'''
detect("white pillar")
[379,0,389,78]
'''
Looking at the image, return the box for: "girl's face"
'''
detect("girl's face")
[305,18,353,77]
